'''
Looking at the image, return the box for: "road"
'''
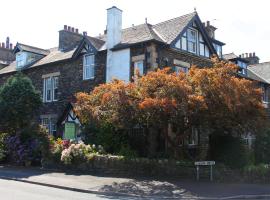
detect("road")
[0,179,109,200]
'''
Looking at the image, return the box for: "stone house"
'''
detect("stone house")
[0,6,224,141]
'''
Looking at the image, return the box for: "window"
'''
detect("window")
[187,28,197,54]
[262,86,268,103]
[175,66,188,74]
[181,32,187,50]
[16,52,25,68]
[83,54,95,80]
[41,117,57,136]
[43,76,59,102]
[134,60,144,76]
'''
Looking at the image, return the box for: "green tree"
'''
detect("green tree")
[0,73,42,134]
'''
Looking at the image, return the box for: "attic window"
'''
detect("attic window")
[16,52,26,68]
[187,28,197,54]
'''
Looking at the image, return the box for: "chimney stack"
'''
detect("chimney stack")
[106,6,122,49]
[240,52,260,64]
[6,37,10,49]
[204,20,217,39]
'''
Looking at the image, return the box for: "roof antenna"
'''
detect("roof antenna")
[145,17,148,24]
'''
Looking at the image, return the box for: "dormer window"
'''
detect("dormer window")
[16,52,26,69]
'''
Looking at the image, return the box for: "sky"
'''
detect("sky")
[0,0,269,62]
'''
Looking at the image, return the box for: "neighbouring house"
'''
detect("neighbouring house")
[0,6,225,141]
[0,37,15,69]
[223,52,270,148]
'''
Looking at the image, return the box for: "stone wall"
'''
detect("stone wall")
[0,51,106,128]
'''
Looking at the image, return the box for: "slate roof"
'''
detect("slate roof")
[223,53,238,60]
[15,43,50,55]
[0,47,75,75]
[247,62,270,84]
[0,11,209,75]
[153,12,196,44]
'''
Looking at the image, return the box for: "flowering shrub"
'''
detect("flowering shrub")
[0,133,7,162]
[60,142,105,165]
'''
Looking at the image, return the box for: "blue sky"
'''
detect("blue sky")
[1,0,269,62]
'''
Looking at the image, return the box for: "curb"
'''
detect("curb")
[0,175,270,199]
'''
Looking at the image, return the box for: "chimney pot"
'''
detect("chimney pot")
[239,55,241,58]
[68,26,71,31]
[71,27,74,32]
[2,42,5,48]
[75,28,79,33]
[207,21,210,26]
[64,25,67,30]
[249,53,252,57]
[245,53,248,58]
[253,52,256,57]
[10,43,13,49]
[6,37,10,49]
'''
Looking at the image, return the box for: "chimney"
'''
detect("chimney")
[106,6,122,49]
[2,42,5,48]
[6,37,10,49]
[204,20,217,39]
[59,25,83,51]
[241,52,260,64]
[10,43,13,49]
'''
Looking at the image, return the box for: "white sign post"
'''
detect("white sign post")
[194,161,215,181]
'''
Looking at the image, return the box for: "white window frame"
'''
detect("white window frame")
[16,52,26,68]
[83,54,95,80]
[134,60,144,76]
[43,76,59,103]
[175,66,188,74]
[187,28,198,54]
[41,117,57,135]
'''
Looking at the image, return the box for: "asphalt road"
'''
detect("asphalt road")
[0,179,108,200]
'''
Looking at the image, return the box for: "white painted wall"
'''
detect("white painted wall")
[107,6,122,49]
[106,48,130,82]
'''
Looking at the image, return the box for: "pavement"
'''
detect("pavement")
[0,165,270,199]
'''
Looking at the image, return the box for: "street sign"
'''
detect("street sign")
[194,161,215,181]
[195,161,215,166]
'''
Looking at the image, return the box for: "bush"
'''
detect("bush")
[60,142,105,165]
[0,133,8,162]
[5,126,50,165]
[255,128,270,164]
[208,134,249,169]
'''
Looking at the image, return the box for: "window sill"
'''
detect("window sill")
[83,77,95,81]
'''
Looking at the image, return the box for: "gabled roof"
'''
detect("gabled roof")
[0,47,75,75]
[153,12,196,44]
[247,62,270,84]
[14,43,50,55]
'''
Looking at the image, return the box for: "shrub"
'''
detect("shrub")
[254,128,270,164]
[0,133,8,162]
[60,142,105,165]
[208,134,248,169]
[5,126,50,165]
[0,73,42,134]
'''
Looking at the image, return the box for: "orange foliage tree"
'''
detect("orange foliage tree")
[75,58,266,157]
